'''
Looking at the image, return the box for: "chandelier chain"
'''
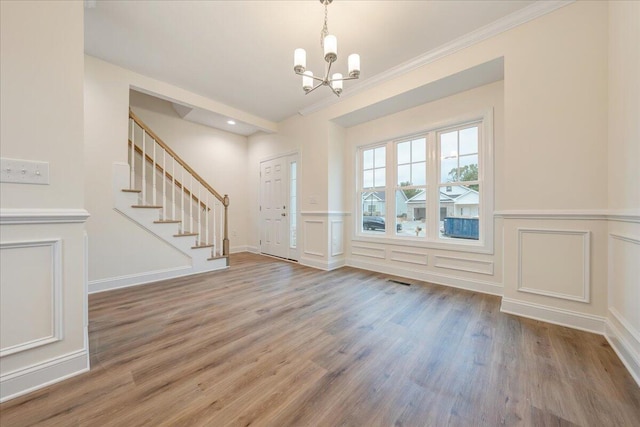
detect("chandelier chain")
[320,0,329,48]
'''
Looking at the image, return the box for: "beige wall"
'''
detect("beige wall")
[606,0,640,383]
[129,90,250,251]
[0,0,88,401]
[84,57,191,283]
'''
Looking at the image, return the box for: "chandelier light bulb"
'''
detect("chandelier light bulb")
[324,35,337,63]
[331,73,343,94]
[348,54,360,78]
[294,48,306,73]
[302,71,314,92]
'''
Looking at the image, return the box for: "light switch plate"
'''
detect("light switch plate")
[1,158,50,185]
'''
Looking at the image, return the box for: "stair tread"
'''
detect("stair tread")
[208,256,228,261]
[122,189,141,193]
[192,244,214,249]
[132,205,163,209]
[174,233,198,237]
[154,220,181,224]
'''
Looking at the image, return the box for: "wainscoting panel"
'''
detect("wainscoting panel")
[434,255,493,275]
[0,239,62,357]
[331,220,344,257]
[517,228,590,303]
[303,220,325,257]
[390,250,428,266]
[351,245,386,260]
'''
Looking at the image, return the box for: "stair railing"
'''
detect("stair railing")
[128,109,229,258]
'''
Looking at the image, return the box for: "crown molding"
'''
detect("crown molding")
[298,0,575,117]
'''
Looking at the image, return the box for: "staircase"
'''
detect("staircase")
[113,110,229,274]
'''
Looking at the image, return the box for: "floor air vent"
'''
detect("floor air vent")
[388,279,411,286]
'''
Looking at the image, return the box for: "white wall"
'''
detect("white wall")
[0,0,89,401]
[129,90,250,252]
[606,0,640,385]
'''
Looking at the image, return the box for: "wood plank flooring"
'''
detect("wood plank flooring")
[2,252,639,426]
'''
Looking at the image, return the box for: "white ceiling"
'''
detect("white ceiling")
[85,1,535,125]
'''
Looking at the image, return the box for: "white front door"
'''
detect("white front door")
[260,156,289,259]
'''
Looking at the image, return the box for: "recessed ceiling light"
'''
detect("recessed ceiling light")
[227,120,236,125]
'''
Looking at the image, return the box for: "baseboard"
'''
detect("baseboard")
[605,309,640,387]
[346,258,503,296]
[230,245,253,254]
[299,257,345,271]
[0,349,89,403]
[88,266,192,293]
[500,297,606,334]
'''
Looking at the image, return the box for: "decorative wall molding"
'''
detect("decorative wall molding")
[609,232,640,246]
[300,211,351,217]
[0,349,89,403]
[330,220,344,257]
[303,220,325,257]
[434,255,493,275]
[347,258,502,296]
[500,297,605,335]
[495,209,639,223]
[0,239,63,357]
[300,0,574,116]
[605,308,640,387]
[517,228,591,303]
[87,265,227,294]
[0,208,90,225]
[390,250,428,266]
[351,245,386,260]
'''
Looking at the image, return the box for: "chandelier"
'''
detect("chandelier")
[293,0,360,96]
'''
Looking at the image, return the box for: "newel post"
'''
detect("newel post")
[223,194,230,259]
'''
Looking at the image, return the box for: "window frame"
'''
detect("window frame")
[354,109,494,254]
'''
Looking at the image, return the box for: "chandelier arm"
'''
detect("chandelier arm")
[333,75,359,82]
[295,70,327,83]
[325,59,333,81]
[329,86,341,97]
[305,82,325,95]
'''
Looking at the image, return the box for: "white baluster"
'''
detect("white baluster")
[198,184,202,245]
[172,158,176,220]
[219,200,223,257]
[141,131,146,204]
[189,175,194,233]
[152,140,157,206]
[130,119,135,188]
[213,200,217,255]
[181,167,185,233]
[162,147,166,220]
[205,193,209,246]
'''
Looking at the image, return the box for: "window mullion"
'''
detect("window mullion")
[427,131,438,241]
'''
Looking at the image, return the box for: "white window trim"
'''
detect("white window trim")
[354,109,494,255]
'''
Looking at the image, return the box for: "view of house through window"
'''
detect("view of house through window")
[358,120,484,244]
[439,125,480,240]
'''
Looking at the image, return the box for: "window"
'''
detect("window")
[396,137,426,237]
[360,146,386,233]
[356,113,492,251]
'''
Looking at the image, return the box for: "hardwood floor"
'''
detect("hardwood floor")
[2,252,639,426]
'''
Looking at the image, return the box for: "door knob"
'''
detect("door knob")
[281,213,286,216]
